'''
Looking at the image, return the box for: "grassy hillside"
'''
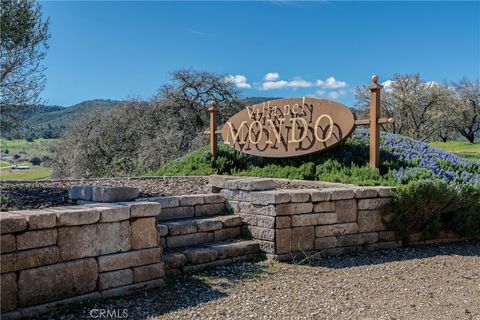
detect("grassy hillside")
[430,141,480,160]
[0,139,57,180]
[1,138,58,158]
[3,99,121,139]
[0,162,52,181]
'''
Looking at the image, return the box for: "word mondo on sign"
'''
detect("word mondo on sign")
[221,98,356,158]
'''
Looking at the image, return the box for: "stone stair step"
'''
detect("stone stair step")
[163,239,260,273]
[157,215,243,237]
[137,194,227,221]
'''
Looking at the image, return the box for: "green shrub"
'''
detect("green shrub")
[315,159,395,186]
[387,180,480,241]
[236,162,316,180]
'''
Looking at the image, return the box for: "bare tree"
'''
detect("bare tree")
[54,70,241,178]
[450,78,480,143]
[355,73,452,141]
[0,0,50,130]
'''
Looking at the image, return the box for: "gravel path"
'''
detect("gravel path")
[35,241,480,320]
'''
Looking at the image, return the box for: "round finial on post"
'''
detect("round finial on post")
[209,100,217,111]
[371,75,379,84]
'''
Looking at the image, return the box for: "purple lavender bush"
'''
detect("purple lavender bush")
[348,130,480,240]
[353,129,480,187]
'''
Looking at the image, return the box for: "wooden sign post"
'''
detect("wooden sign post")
[206,75,393,169]
[208,101,218,159]
[369,75,383,169]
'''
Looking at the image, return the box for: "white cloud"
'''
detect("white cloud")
[316,90,326,96]
[260,77,312,90]
[425,81,439,88]
[224,75,251,89]
[381,80,394,92]
[264,72,280,81]
[327,89,347,99]
[288,79,312,88]
[261,80,289,90]
[316,76,347,89]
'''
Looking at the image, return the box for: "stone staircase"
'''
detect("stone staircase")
[143,194,261,275]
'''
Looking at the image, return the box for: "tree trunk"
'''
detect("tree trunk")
[466,134,475,143]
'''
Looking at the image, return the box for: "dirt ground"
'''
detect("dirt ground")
[0,176,209,211]
[35,241,480,320]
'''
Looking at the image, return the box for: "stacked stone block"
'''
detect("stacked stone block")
[137,194,226,221]
[211,176,400,260]
[145,194,260,274]
[0,202,165,319]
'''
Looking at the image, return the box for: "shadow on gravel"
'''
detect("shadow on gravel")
[0,187,69,211]
[33,262,272,320]
[288,241,480,269]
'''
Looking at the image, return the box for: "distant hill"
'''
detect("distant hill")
[4,97,329,140]
[3,99,121,139]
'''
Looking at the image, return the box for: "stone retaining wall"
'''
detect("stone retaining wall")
[211,175,465,260]
[0,201,165,319]
[0,176,471,318]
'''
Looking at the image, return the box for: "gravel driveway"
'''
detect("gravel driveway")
[35,241,480,320]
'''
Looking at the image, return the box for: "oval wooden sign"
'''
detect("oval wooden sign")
[221,97,356,158]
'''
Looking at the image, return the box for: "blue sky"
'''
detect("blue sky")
[40,1,479,107]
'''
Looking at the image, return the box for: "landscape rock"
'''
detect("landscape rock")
[1,234,16,253]
[214,227,241,241]
[274,202,313,215]
[163,252,187,270]
[131,217,158,249]
[99,269,133,290]
[194,203,225,216]
[120,201,161,218]
[241,225,275,241]
[315,223,358,237]
[17,258,98,306]
[313,201,335,212]
[337,233,379,247]
[58,221,130,260]
[68,186,93,201]
[357,198,391,210]
[1,273,17,312]
[51,206,100,226]
[166,232,213,248]
[195,218,223,232]
[133,263,165,282]
[250,190,290,205]
[276,216,291,229]
[92,186,139,202]
[16,229,57,250]
[10,210,57,230]
[335,199,357,222]
[97,247,162,272]
[183,247,219,264]
[0,212,27,234]
[291,226,315,252]
[93,204,130,222]
[358,210,386,232]
[1,246,59,273]
[315,237,338,250]
[275,229,291,254]
[159,206,194,221]
[178,195,205,206]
